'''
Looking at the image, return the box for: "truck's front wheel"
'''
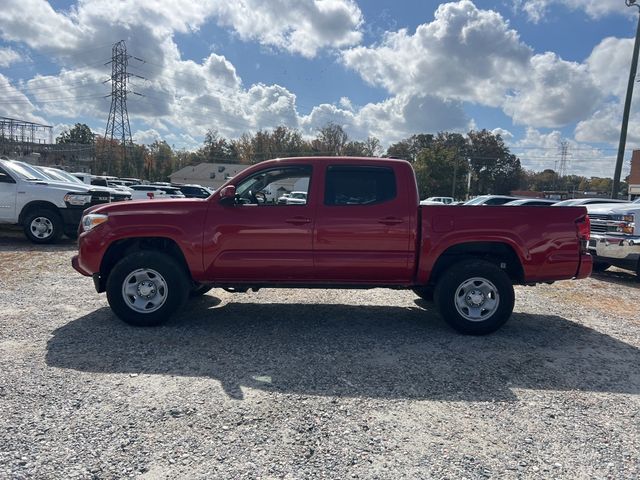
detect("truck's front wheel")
[434,260,514,335]
[23,209,63,244]
[106,251,189,327]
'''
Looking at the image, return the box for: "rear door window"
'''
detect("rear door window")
[324,166,396,206]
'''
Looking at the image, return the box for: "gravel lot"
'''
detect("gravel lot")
[1,225,639,479]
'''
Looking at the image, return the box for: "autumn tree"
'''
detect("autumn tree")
[314,122,348,155]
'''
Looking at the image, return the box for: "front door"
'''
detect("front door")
[0,167,17,222]
[203,165,316,282]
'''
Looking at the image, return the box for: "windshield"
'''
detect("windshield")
[3,162,42,181]
[463,196,487,205]
[46,168,84,184]
[553,199,578,206]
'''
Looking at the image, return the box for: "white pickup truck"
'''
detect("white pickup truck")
[587,199,640,275]
[0,158,128,243]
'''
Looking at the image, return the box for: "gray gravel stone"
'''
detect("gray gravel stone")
[0,226,639,479]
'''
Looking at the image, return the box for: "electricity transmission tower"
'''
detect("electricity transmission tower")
[558,140,570,178]
[102,40,144,173]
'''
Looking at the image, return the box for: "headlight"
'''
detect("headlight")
[611,213,635,234]
[612,214,634,223]
[64,193,92,206]
[82,213,108,232]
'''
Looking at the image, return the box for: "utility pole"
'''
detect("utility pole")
[613,0,640,198]
[102,40,145,174]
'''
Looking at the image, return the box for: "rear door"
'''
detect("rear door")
[314,164,414,283]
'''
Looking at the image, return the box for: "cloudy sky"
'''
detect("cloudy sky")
[0,0,639,177]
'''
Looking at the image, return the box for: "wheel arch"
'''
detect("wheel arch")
[428,241,524,285]
[98,237,192,292]
[19,201,61,225]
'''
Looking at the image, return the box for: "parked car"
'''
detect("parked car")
[0,159,113,243]
[73,156,592,335]
[277,193,291,204]
[34,166,131,203]
[173,184,212,199]
[586,198,640,275]
[463,195,519,206]
[128,185,168,200]
[504,198,557,206]
[424,196,455,205]
[553,198,630,206]
[285,191,307,205]
[148,185,186,198]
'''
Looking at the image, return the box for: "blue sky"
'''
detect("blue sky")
[0,0,639,177]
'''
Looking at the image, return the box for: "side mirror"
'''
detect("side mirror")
[219,185,236,203]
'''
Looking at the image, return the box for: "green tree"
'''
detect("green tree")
[413,133,469,199]
[56,123,95,144]
[467,129,522,195]
[386,134,434,162]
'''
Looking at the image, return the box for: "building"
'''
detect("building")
[169,163,249,189]
[629,150,640,200]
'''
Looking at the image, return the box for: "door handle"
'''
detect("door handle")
[285,216,311,225]
[378,217,404,225]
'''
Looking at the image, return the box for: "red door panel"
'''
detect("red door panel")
[314,165,414,283]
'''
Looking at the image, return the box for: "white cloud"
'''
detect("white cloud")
[0,0,363,59]
[133,128,162,145]
[503,52,602,128]
[513,1,625,23]
[342,1,531,107]
[491,128,513,141]
[0,73,46,122]
[0,47,19,67]
[211,0,363,57]
[342,1,602,129]
[587,37,634,99]
[301,94,470,144]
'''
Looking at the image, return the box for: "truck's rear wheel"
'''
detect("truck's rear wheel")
[434,260,514,335]
[106,251,189,327]
[23,209,63,244]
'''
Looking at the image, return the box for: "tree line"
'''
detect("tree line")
[53,122,628,198]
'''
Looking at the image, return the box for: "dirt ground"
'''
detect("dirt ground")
[0,226,638,479]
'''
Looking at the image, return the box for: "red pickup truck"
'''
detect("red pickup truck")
[72,157,592,334]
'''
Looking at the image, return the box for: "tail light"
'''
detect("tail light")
[577,215,590,242]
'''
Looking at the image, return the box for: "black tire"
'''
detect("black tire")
[412,286,434,302]
[592,261,611,272]
[434,260,515,335]
[64,228,78,240]
[106,251,190,327]
[190,284,213,297]
[23,209,63,244]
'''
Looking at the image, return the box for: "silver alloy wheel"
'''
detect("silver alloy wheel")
[121,268,168,314]
[30,216,54,239]
[454,277,500,322]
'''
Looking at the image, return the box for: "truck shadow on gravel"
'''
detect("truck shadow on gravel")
[46,298,640,402]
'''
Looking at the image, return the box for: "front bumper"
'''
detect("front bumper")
[587,233,640,269]
[60,207,85,227]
